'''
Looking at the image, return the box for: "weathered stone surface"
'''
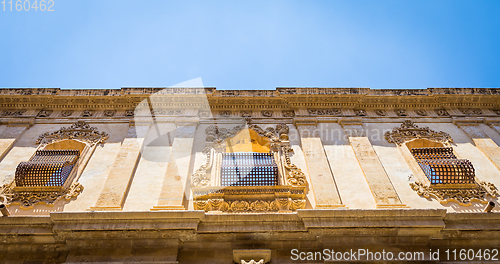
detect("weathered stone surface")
[297,125,343,208]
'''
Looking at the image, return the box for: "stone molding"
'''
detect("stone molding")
[4,209,500,262]
[1,88,499,117]
[340,118,365,137]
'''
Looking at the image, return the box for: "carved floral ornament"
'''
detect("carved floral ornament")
[409,181,497,206]
[191,120,307,213]
[0,121,108,208]
[36,121,109,146]
[386,120,498,205]
[384,120,453,146]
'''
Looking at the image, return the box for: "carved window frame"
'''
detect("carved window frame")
[191,120,308,213]
[0,121,108,208]
[385,120,497,205]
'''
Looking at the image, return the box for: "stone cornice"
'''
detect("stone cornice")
[0,88,499,119]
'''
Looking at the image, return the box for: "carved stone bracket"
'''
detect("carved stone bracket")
[194,199,306,213]
[0,182,84,208]
[192,186,307,213]
[36,121,109,146]
[384,120,453,145]
[409,181,498,206]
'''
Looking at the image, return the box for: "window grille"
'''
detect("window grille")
[15,149,80,187]
[221,152,278,186]
[411,147,475,185]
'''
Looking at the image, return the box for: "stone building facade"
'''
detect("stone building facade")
[0,87,499,263]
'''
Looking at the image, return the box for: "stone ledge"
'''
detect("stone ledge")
[297,209,447,229]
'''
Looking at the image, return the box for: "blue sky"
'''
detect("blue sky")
[1,0,499,90]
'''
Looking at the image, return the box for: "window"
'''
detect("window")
[1,121,108,208]
[221,152,278,186]
[411,147,475,185]
[15,149,80,187]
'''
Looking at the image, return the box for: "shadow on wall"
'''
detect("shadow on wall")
[6,197,76,216]
[445,198,499,213]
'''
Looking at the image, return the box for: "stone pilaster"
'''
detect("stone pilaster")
[152,121,197,210]
[294,119,343,208]
[454,119,500,171]
[341,119,406,208]
[486,120,500,135]
[90,122,151,211]
[0,121,32,162]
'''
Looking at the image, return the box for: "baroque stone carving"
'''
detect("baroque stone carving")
[396,109,407,116]
[192,121,307,213]
[242,260,264,264]
[125,110,134,117]
[0,182,84,207]
[2,110,25,116]
[415,110,427,116]
[82,110,94,117]
[282,110,295,117]
[492,109,500,115]
[191,147,213,187]
[384,120,453,145]
[409,181,498,206]
[308,109,341,116]
[375,110,387,116]
[461,109,482,115]
[61,110,73,117]
[153,110,181,116]
[355,109,366,116]
[193,198,306,213]
[198,110,210,117]
[241,111,251,117]
[219,111,231,117]
[103,110,115,117]
[261,110,273,117]
[37,110,52,117]
[436,109,449,116]
[197,122,306,187]
[36,121,109,146]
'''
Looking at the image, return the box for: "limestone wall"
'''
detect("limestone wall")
[0,88,499,215]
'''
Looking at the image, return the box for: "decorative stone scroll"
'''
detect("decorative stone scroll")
[36,121,109,146]
[1,110,25,116]
[384,120,453,145]
[192,119,307,213]
[461,109,482,115]
[0,181,84,207]
[409,181,497,206]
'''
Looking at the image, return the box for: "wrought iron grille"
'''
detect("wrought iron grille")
[411,147,475,184]
[221,152,278,186]
[15,149,80,187]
